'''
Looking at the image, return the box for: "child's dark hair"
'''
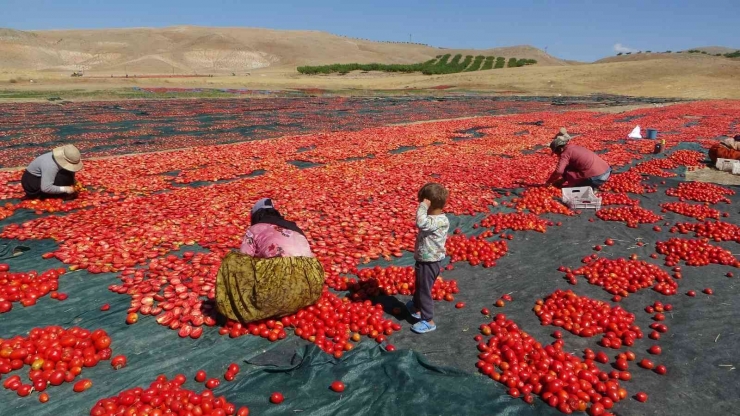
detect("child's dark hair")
[418,183,449,210]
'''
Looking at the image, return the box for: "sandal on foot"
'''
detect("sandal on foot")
[411,320,437,334]
[405,301,421,320]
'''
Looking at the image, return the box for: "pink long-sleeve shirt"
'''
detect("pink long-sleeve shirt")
[553,144,610,181]
[240,223,314,258]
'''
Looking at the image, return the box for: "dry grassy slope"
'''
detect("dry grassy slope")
[596,49,738,64]
[400,57,740,99]
[18,54,733,99]
[0,26,566,74]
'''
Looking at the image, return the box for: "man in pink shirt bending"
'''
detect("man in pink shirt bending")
[546,128,611,189]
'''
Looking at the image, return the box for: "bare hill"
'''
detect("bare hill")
[597,46,738,64]
[598,51,712,64]
[413,57,740,99]
[0,26,566,75]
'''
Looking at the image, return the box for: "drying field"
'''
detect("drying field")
[0,96,582,168]
[1,98,739,416]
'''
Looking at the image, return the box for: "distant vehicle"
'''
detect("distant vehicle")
[71,72,83,77]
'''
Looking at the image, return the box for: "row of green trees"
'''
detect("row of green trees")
[481,56,495,70]
[464,55,486,72]
[296,54,538,75]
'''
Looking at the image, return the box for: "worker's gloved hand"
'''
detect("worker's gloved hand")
[59,186,75,194]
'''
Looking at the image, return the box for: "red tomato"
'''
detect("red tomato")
[195,370,207,382]
[270,392,284,404]
[228,363,240,374]
[111,355,127,370]
[73,379,93,393]
[330,380,345,392]
[94,336,111,351]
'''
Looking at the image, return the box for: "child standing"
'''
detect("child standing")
[407,183,450,334]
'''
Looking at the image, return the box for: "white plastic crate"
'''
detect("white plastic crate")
[716,158,740,174]
[562,186,602,210]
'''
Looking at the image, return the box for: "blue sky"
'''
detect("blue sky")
[1,0,737,61]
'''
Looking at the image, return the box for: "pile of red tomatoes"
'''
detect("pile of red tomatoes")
[665,182,734,204]
[534,290,642,348]
[660,202,720,220]
[599,193,640,207]
[1,326,123,401]
[218,290,400,358]
[668,150,705,166]
[476,313,627,415]
[446,235,508,268]
[656,238,740,267]
[601,172,646,194]
[479,212,549,233]
[89,374,248,416]
[566,257,677,296]
[512,187,574,216]
[595,206,663,228]
[670,220,740,243]
[348,265,459,300]
[0,264,66,312]
[109,252,222,339]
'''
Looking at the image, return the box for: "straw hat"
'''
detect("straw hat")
[52,144,83,172]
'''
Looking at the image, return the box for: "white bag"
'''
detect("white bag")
[628,126,642,139]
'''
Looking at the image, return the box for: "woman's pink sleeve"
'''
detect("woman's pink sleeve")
[240,229,257,256]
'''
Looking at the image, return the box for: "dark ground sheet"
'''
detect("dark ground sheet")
[379,175,740,416]
[0,94,677,168]
[0,239,560,416]
[1,155,739,415]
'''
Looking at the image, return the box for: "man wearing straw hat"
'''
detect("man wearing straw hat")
[21,144,84,199]
[545,127,611,190]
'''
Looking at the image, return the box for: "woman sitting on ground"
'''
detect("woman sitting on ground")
[546,128,612,190]
[709,134,740,164]
[215,198,324,324]
[22,144,83,199]
[240,198,314,258]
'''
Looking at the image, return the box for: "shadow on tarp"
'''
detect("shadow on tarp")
[224,341,562,416]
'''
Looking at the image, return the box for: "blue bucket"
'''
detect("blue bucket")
[646,129,658,139]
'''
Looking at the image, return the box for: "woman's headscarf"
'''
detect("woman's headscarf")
[549,127,572,151]
[720,134,740,151]
[250,198,305,236]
